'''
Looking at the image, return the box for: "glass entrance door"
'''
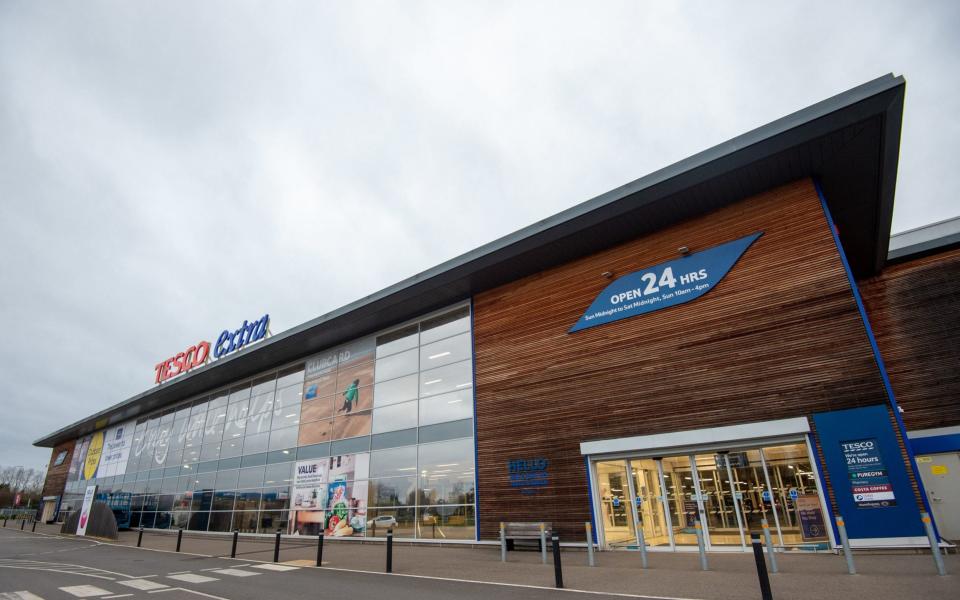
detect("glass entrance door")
[628,459,670,547]
[594,438,830,551]
[596,460,635,547]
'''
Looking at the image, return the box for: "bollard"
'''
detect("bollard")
[637,522,649,569]
[540,523,547,564]
[32,519,37,533]
[3,518,6,527]
[137,525,144,547]
[921,512,946,576]
[751,534,773,600]
[551,534,563,589]
[176,528,183,552]
[316,530,324,567]
[694,520,708,571]
[21,519,25,531]
[835,516,855,575]
[761,518,778,573]
[499,522,506,562]
[273,530,281,563]
[231,529,239,558]
[585,522,595,567]
[386,529,393,573]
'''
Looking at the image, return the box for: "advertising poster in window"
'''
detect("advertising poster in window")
[324,452,369,537]
[796,494,828,541]
[68,434,92,481]
[76,484,98,536]
[293,459,328,510]
[96,421,135,478]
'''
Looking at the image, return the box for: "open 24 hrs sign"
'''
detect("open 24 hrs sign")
[570,232,762,332]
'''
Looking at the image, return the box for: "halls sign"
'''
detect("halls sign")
[154,314,270,384]
[569,232,762,332]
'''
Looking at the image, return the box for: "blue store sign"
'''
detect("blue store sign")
[569,232,762,332]
[812,405,923,540]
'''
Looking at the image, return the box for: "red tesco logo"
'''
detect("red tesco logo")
[155,341,211,384]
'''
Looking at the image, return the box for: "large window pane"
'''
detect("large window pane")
[375,348,418,383]
[373,375,418,408]
[299,419,332,446]
[366,507,415,538]
[234,490,261,511]
[261,488,290,510]
[264,462,294,487]
[332,412,371,440]
[229,384,251,404]
[251,374,276,397]
[376,325,418,359]
[269,426,299,451]
[276,365,304,389]
[213,491,235,511]
[419,390,472,426]
[220,437,243,459]
[418,438,474,474]
[370,446,417,478]
[369,477,416,507]
[418,472,475,505]
[300,397,334,423]
[271,404,301,430]
[420,307,469,345]
[372,401,417,434]
[215,469,239,490]
[419,360,472,398]
[419,332,471,372]
[237,466,265,488]
[417,505,475,540]
[242,432,269,455]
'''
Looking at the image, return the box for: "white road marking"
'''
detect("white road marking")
[250,563,298,571]
[59,586,112,598]
[116,579,169,591]
[166,573,219,584]
[0,593,46,600]
[148,588,232,599]
[210,568,259,577]
[102,595,134,599]
[167,571,192,575]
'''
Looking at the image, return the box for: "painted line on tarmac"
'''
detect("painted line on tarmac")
[299,564,707,600]
[149,588,233,600]
[88,535,704,600]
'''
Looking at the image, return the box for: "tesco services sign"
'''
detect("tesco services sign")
[154,314,270,384]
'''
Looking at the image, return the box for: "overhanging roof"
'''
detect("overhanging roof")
[887,215,960,261]
[34,74,906,448]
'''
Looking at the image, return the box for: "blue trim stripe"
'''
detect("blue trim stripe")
[584,456,598,545]
[814,180,940,541]
[911,434,960,455]
[469,297,481,542]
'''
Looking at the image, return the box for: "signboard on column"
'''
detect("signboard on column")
[812,404,923,542]
[76,485,98,536]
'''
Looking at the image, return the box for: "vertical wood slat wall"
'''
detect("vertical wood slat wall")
[472,178,892,541]
[858,246,960,432]
[41,440,75,499]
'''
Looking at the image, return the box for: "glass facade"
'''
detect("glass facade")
[59,304,476,540]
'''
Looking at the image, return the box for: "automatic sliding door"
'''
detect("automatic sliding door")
[596,460,636,547]
[628,459,670,547]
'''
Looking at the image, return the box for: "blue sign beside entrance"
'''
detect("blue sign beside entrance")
[569,232,762,332]
[812,405,923,540]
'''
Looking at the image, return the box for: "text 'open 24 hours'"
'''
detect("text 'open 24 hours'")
[569,232,762,332]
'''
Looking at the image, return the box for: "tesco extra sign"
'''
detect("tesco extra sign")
[154,314,270,384]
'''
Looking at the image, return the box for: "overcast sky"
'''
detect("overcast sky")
[1,1,958,469]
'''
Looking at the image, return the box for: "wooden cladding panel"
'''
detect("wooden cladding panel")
[859,246,960,431]
[473,178,889,541]
[41,440,75,498]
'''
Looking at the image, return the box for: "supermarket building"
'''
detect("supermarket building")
[34,74,960,552]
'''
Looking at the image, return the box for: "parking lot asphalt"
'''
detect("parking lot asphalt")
[1,522,957,600]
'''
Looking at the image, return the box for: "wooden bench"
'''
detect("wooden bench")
[502,522,552,551]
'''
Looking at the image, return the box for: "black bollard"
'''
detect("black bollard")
[176,528,183,552]
[316,531,324,567]
[751,534,773,600]
[231,530,239,558]
[551,534,563,589]
[273,530,281,563]
[32,519,37,532]
[21,519,25,530]
[3,518,6,527]
[386,529,393,573]
[137,525,144,547]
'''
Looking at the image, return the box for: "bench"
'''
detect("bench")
[501,522,552,551]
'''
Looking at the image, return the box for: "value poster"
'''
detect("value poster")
[76,485,97,536]
[292,459,329,510]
